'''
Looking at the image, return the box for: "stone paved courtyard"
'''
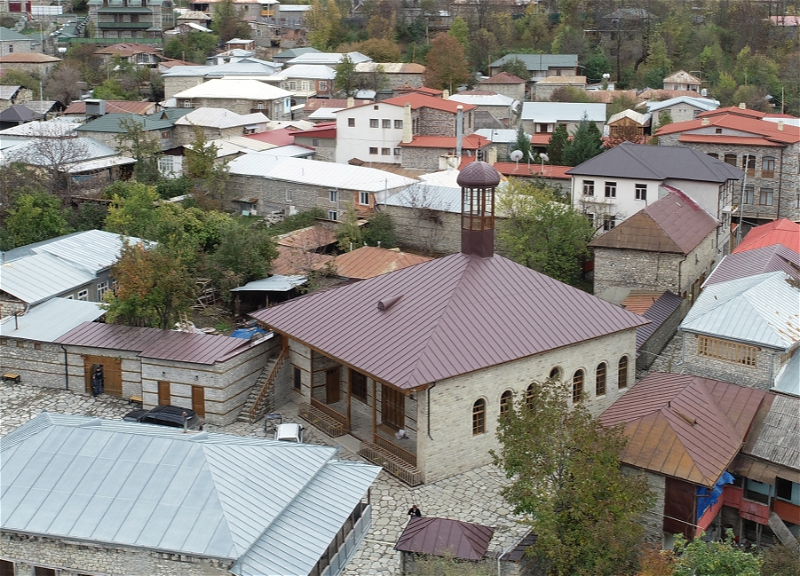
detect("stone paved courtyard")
[0,381,530,575]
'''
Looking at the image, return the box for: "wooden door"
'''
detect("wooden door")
[325,368,340,404]
[192,386,205,417]
[663,477,696,539]
[83,355,122,397]
[381,384,405,429]
[158,381,170,405]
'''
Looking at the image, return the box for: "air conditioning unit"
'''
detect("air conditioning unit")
[85,99,105,118]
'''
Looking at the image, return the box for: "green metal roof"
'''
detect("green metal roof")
[0,26,31,42]
[76,109,191,133]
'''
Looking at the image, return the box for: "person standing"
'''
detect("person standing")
[408,505,422,518]
[91,367,103,398]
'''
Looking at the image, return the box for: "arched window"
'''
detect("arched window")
[549,367,561,381]
[472,399,486,435]
[572,370,584,404]
[596,363,607,396]
[500,390,513,416]
[525,383,535,409]
[618,356,629,389]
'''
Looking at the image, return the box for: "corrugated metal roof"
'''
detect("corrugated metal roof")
[607,109,650,126]
[270,246,335,276]
[773,352,799,396]
[0,52,60,63]
[175,108,268,129]
[76,110,192,134]
[520,102,606,123]
[252,253,647,390]
[704,244,800,286]
[277,64,336,80]
[55,322,254,365]
[385,182,462,213]
[0,253,94,304]
[644,96,718,113]
[590,189,719,254]
[479,71,526,84]
[25,229,147,273]
[395,517,494,560]
[745,395,800,471]
[0,298,105,341]
[261,144,315,157]
[622,290,666,314]
[600,372,768,487]
[63,100,157,115]
[174,79,292,100]
[333,247,432,280]
[566,141,743,182]
[65,155,136,173]
[0,105,42,123]
[0,413,380,575]
[285,51,371,65]
[733,218,800,254]
[449,92,516,107]
[230,274,306,292]
[635,291,682,349]
[380,92,476,114]
[681,272,800,349]
[276,226,337,250]
[229,153,417,192]
[162,61,279,78]
[490,53,578,70]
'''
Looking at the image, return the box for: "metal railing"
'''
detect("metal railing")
[299,402,346,437]
[247,347,288,422]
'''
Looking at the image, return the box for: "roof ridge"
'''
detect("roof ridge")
[619,142,666,179]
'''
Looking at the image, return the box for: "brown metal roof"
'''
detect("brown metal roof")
[395,517,494,560]
[704,244,800,286]
[620,290,664,315]
[270,246,334,276]
[635,291,682,349]
[252,253,647,390]
[333,247,431,280]
[600,372,769,487]
[63,100,157,115]
[479,71,526,84]
[589,189,719,254]
[55,322,252,365]
[276,226,337,250]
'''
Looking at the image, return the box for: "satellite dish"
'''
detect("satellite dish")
[540,153,549,162]
[510,150,523,162]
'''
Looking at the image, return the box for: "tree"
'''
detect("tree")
[363,211,396,248]
[562,116,604,167]
[305,0,343,50]
[649,110,673,145]
[1,192,72,249]
[546,123,569,165]
[93,79,131,100]
[336,207,363,251]
[184,124,230,199]
[448,16,469,51]
[498,57,529,81]
[105,242,197,329]
[673,531,761,576]
[513,124,532,162]
[496,180,594,285]
[44,63,82,105]
[492,378,654,576]
[423,33,470,93]
[467,28,499,75]
[346,38,401,62]
[114,118,162,184]
[0,69,41,96]
[760,539,800,576]
[104,181,162,239]
[583,48,613,84]
[163,31,220,64]
[211,0,251,43]
[10,123,90,196]
[334,54,358,97]
[366,0,396,41]
[206,220,278,298]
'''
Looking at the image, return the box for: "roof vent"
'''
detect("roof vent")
[778,121,784,131]
[701,117,710,126]
[738,102,746,109]
[674,409,696,426]
[377,295,402,311]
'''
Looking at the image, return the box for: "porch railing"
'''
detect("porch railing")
[299,402,346,437]
[373,434,416,468]
[358,441,423,486]
[310,397,349,430]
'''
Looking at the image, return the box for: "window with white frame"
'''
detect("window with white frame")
[370,119,379,128]
[359,191,370,205]
[603,215,616,231]
[635,183,647,201]
[301,81,309,91]
[393,148,401,156]
[394,120,402,129]
[369,147,378,154]
[604,182,617,198]
[382,119,391,128]
[328,210,338,220]
[583,180,594,196]
[183,100,191,108]
[77,289,88,301]
[288,81,297,90]
[158,155,174,174]
[329,190,338,202]
[97,281,109,299]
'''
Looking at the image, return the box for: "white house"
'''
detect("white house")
[520,102,606,136]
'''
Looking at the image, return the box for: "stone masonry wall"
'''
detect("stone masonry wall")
[678,331,782,390]
[416,329,638,483]
[0,340,64,388]
[0,296,25,319]
[636,304,684,371]
[0,532,232,576]
[658,135,800,222]
[399,147,446,171]
[416,108,474,137]
[64,346,141,399]
[166,76,205,100]
[383,205,462,255]
[624,468,666,543]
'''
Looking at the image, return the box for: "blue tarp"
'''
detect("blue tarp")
[231,327,268,339]
[696,471,735,521]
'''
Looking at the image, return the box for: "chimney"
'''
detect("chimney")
[347,96,354,108]
[442,89,449,100]
[455,105,463,159]
[739,102,746,109]
[488,147,497,165]
[402,102,412,144]
[778,120,784,131]
[701,117,710,126]
[457,161,501,258]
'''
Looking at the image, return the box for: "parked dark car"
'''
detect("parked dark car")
[123,405,205,430]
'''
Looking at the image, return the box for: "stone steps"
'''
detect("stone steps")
[237,357,277,423]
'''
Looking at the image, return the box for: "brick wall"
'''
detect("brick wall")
[416,329,638,482]
[0,532,233,576]
[678,331,782,390]
[0,340,65,388]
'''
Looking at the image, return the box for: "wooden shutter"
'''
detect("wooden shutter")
[158,381,170,406]
[192,386,205,417]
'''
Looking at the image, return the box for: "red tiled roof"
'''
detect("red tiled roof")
[479,71,525,85]
[657,112,800,144]
[399,134,489,149]
[395,517,494,560]
[733,218,800,254]
[251,252,647,390]
[159,58,201,68]
[333,246,431,280]
[530,134,552,145]
[55,322,252,365]
[245,128,295,146]
[678,134,784,147]
[492,162,572,180]
[590,188,719,254]
[63,100,157,115]
[600,372,770,487]
[293,123,336,139]
[382,92,476,113]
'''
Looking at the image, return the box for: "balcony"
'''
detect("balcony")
[98,21,152,29]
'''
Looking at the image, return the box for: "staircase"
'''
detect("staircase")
[237,348,288,424]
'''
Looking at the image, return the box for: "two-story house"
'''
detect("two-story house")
[656,105,800,223]
[643,95,719,125]
[172,107,268,146]
[172,78,293,119]
[87,0,167,40]
[488,54,578,84]
[75,108,192,151]
[276,64,336,102]
[520,102,606,138]
[662,70,702,92]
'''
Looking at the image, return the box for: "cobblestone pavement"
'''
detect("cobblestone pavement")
[0,382,529,575]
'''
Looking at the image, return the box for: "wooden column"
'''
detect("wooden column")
[346,369,352,431]
[371,379,377,442]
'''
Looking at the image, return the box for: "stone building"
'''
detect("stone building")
[354,62,426,92]
[227,152,416,220]
[656,106,800,224]
[620,290,683,371]
[291,121,336,162]
[0,412,380,576]
[0,27,32,56]
[589,189,720,305]
[662,70,702,92]
[276,64,335,102]
[74,108,192,151]
[520,101,606,138]
[642,95,719,125]
[251,162,646,485]
[488,54,578,84]
[0,53,60,78]
[531,75,586,101]
[172,107,268,147]
[477,72,526,103]
[399,134,491,171]
[55,321,275,426]
[173,78,293,120]
[161,60,281,100]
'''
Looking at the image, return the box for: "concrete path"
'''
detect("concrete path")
[0,381,530,575]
